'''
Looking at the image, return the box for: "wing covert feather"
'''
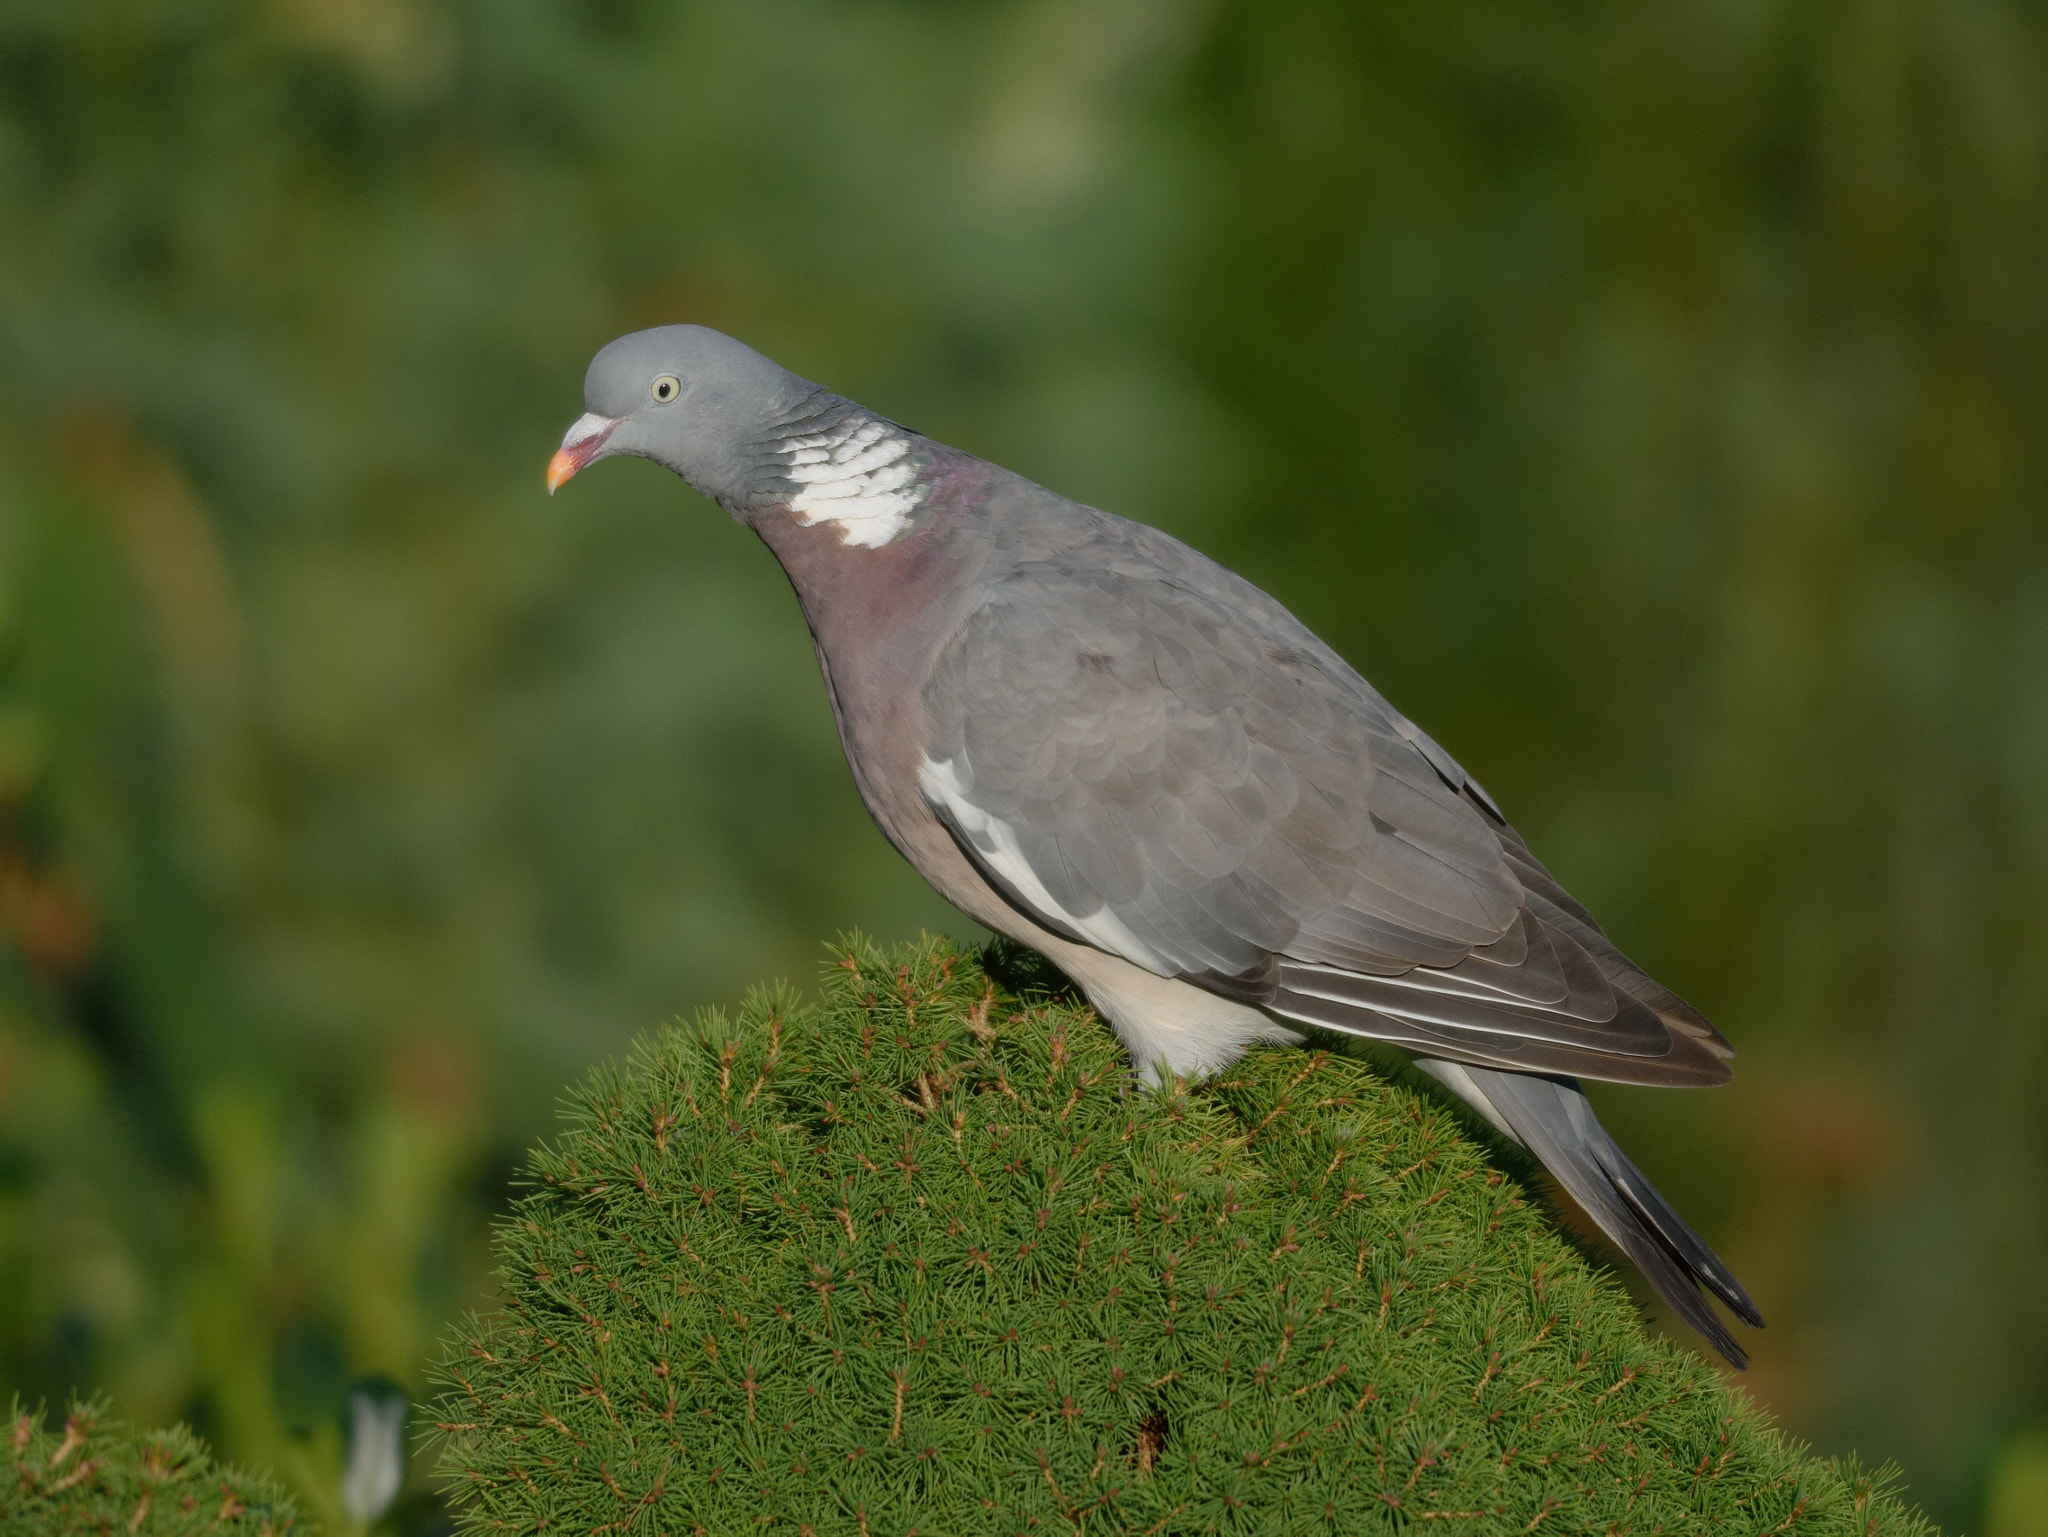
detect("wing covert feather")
[922,560,1519,976]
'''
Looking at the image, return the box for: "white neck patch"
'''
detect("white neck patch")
[782,417,926,548]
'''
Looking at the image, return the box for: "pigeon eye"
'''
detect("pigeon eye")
[650,374,682,403]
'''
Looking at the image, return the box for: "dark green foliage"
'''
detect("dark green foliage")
[434,939,1930,1534]
[2,1399,298,1536]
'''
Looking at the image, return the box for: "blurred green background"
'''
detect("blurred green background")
[0,0,2041,1530]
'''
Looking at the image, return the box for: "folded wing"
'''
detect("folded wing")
[919,553,1732,1087]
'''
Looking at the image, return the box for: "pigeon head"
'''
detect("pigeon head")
[547,325,821,507]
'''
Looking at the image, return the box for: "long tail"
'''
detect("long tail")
[1415,1058,1763,1368]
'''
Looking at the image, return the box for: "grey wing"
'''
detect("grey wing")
[919,559,1733,1087]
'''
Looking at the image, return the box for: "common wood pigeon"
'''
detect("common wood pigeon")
[549,325,1764,1367]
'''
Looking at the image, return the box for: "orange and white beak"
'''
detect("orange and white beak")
[546,413,620,493]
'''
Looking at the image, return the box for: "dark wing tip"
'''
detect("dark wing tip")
[1446,1066,1763,1370]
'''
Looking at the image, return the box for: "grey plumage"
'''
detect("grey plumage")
[1415,1061,1762,1366]
[549,324,1765,1367]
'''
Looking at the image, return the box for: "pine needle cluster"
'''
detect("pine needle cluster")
[433,937,1932,1535]
[3,1399,298,1536]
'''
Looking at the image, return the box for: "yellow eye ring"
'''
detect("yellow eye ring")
[650,374,682,403]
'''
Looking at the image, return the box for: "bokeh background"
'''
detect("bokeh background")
[1,0,2043,1530]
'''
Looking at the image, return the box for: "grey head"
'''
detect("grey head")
[547,325,824,509]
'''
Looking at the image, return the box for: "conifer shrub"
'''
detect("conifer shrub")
[433,937,1932,1535]
[4,1399,298,1535]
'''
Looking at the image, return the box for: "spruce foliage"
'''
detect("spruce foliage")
[3,1400,298,1535]
[433,938,1931,1534]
